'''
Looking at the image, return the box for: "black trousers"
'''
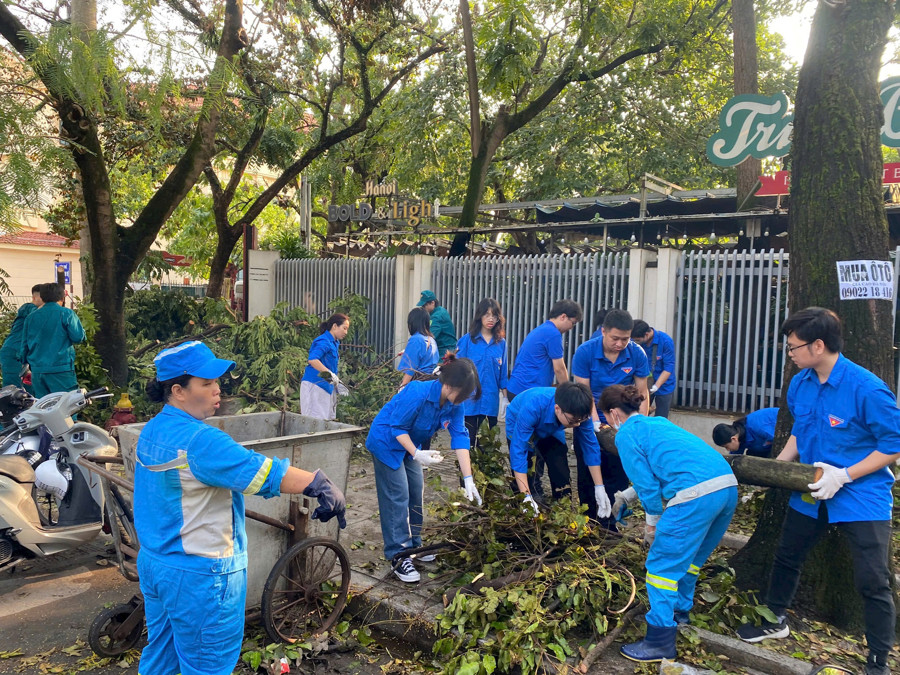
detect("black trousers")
[766,504,895,658]
[507,435,571,501]
[573,434,630,529]
[464,414,498,450]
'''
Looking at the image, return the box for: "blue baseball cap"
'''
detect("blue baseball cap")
[417,290,437,306]
[154,341,235,381]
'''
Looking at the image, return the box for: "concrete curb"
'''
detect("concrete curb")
[681,626,811,675]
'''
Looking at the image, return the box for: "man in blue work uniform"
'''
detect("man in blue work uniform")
[572,309,649,523]
[507,299,582,501]
[631,320,676,418]
[712,407,778,457]
[19,283,85,398]
[506,382,610,517]
[737,308,899,675]
[135,341,346,675]
[0,284,43,392]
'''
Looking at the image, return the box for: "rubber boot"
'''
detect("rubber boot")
[866,652,890,675]
[620,624,678,662]
[674,610,690,625]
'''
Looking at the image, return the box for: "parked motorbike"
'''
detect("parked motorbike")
[0,387,116,571]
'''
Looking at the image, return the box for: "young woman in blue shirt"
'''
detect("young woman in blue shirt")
[300,313,350,420]
[397,307,439,388]
[455,298,508,449]
[367,355,482,583]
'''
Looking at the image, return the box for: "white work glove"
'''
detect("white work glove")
[808,462,852,500]
[336,383,350,396]
[522,493,540,516]
[643,523,657,546]
[320,369,338,384]
[650,384,659,394]
[612,486,638,520]
[593,420,602,433]
[594,485,612,518]
[412,449,443,467]
[462,475,482,506]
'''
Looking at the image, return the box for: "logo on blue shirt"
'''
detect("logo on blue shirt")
[828,414,845,427]
[621,367,633,374]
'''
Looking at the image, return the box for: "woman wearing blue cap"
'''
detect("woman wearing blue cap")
[133,340,347,675]
[300,313,350,420]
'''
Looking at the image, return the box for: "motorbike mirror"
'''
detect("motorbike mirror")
[808,667,855,675]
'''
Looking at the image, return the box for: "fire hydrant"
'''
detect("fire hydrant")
[105,392,137,431]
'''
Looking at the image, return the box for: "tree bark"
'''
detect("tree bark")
[731,0,895,630]
[733,0,761,208]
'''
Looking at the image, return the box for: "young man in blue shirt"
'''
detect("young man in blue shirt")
[572,309,649,523]
[713,407,778,457]
[736,308,899,675]
[631,320,677,419]
[507,299,582,500]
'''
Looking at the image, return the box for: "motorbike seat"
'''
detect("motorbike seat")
[0,455,35,484]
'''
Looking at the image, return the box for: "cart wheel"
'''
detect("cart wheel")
[261,537,351,644]
[88,603,144,657]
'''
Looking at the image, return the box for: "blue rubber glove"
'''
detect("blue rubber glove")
[303,470,347,529]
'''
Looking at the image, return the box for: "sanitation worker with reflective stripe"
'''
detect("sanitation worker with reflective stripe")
[599,384,738,664]
[134,341,346,675]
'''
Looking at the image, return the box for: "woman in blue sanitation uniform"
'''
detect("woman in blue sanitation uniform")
[134,341,346,675]
[398,307,439,388]
[367,355,482,583]
[599,384,738,663]
[300,313,350,420]
[455,298,509,449]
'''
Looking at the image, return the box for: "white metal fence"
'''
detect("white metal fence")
[432,253,630,371]
[273,258,397,357]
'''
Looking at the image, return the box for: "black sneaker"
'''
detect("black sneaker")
[393,557,420,583]
[736,618,789,643]
[866,653,890,675]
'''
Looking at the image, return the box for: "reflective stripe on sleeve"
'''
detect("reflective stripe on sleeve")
[243,457,273,495]
[646,572,678,592]
[687,564,701,576]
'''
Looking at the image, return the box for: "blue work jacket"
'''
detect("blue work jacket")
[741,407,778,456]
[505,387,601,474]
[430,306,457,357]
[787,354,900,522]
[19,303,85,373]
[134,405,289,574]
[301,331,339,394]
[507,321,564,396]
[366,380,469,469]
[397,333,439,377]
[456,331,508,416]
[572,337,649,419]
[0,302,36,357]
[641,329,676,396]
[614,415,734,517]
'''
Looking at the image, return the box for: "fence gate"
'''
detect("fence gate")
[273,258,396,357]
[432,253,629,370]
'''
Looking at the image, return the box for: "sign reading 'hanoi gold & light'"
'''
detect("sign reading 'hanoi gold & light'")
[328,179,434,228]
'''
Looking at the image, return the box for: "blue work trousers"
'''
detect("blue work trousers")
[32,370,78,398]
[644,486,738,628]
[371,451,424,560]
[137,554,247,675]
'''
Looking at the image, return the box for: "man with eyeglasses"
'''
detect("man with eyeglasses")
[736,307,899,675]
[572,309,650,526]
[505,382,609,517]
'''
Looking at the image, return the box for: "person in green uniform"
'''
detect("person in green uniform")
[18,283,85,398]
[0,284,43,392]
[417,290,457,358]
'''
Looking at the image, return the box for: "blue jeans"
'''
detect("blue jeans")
[371,451,424,560]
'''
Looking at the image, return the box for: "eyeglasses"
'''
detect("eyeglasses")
[563,412,590,426]
[785,341,813,355]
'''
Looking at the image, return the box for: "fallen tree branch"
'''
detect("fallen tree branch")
[577,605,643,674]
[131,323,231,358]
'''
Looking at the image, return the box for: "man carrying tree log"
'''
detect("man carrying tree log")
[736,307,900,675]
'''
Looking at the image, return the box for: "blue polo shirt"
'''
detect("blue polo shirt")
[741,407,778,456]
[507,321,564,396]
[366,380,469,469]
[505,387,601,474]
[787,354,900,522]
[397,333,439,377]
[456,332,508,416]
[572,337,649,421]
[614,415,734,516]
[301,332,339,394]
[641,329,676,396]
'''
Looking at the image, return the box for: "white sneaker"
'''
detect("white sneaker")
[394,557,420,583]
[417,553,436,562]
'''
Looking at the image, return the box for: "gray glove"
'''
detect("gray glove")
[612,486,638,520]
[303,470,347,529]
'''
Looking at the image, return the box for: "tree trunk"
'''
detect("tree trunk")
[733,0,761,208]
[731,0,895,631]
[207,226,242,299]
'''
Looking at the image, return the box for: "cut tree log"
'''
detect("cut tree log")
[594,427,823,492]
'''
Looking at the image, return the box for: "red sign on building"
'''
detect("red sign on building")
[758,163,900,196]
